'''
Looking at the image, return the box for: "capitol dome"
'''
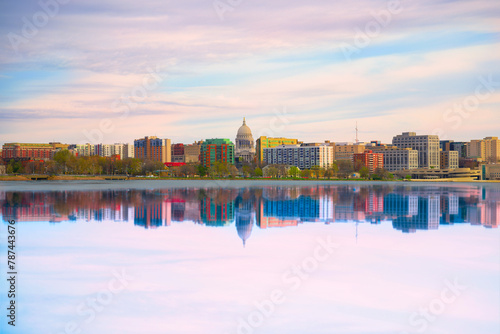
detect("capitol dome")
[237,118,253,136]
[235,117,255,163]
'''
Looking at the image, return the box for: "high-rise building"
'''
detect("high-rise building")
[134,136,171,163]
[200,139,235,168]
[334,143,365,161]
[263,143,334,169]
[256,136,300,162]
[352,150,384,173]
[235,118,255,163]
[440,151,459,169]
[468,137,499,163]
[392,132,440,168]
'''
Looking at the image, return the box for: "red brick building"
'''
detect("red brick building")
[353,150,384,173]
[1,142,65,161]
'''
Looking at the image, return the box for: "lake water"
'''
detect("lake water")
[0,181,499,334]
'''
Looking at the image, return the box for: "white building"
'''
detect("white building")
[263,143,334,169]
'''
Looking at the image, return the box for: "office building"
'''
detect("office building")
[200,139,235,168]
[392,132,440,168]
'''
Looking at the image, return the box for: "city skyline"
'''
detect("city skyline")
[0,120,498,147]
[1,0,499,145]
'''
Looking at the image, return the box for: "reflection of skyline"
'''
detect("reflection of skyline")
[1,185,498,244]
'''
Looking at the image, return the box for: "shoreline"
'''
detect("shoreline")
[0,175,498,183]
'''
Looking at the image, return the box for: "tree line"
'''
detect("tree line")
[4,150,164,176]
[3,150,395,180]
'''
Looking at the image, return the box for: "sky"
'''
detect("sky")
[0,0,499,146]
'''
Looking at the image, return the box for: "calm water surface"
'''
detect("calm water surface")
[0,181,499,334]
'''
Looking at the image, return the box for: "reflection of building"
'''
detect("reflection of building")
[200,197,235,226]
[263,196,320,221]
[235,196,254,246]
[235,118,255,163]
[134,202,171,229]
[1,186,498,236]
[483,187,500,228]
[390,195,440,233]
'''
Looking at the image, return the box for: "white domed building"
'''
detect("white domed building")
[235,117,255,163]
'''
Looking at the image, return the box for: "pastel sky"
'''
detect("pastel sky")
[0,0,499,146]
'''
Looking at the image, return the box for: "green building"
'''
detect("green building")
[201,139,235,168]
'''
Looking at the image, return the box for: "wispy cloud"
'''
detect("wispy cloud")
[0,0,499,144]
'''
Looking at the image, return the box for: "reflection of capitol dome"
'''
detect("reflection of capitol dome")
[235,118,255,163]
[235,198,255,247]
